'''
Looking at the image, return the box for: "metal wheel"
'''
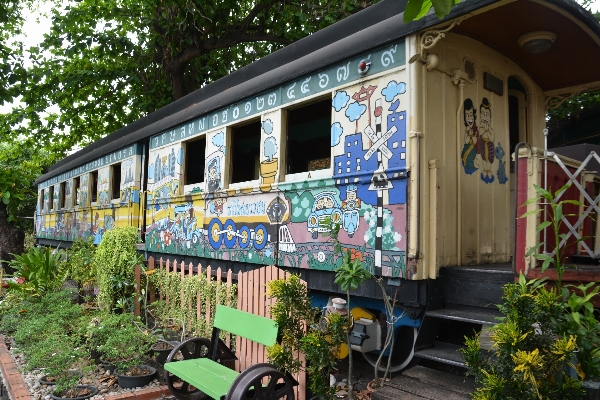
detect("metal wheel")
[225,363,295,400]
[164,338,226,400]
[362,326,418,373]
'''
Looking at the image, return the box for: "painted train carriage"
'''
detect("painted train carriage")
[34,0,600,372]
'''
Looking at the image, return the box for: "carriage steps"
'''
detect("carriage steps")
[372,265,512,399]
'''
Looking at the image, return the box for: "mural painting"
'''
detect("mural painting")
[148,144,183,210]
[205,131,225,193]
[141,72,409,277]
[97,167,110,207]
[145,200,208,257]
[460,97,506,185]
[259,114,280,192]
[120,158,140,205]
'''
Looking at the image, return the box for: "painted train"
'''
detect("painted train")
[34,0,600,371]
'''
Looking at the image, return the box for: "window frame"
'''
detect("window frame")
[282,96,333,183]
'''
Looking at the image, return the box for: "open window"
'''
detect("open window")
[59,182,66,209]
[285,98,331,180]
[111,163,122,201]
[74,177,80,206]
[48,186,55,211]
[184,136,206,193]
[230,119,261,187]
[39,189,45,212]
[90,170,98,204]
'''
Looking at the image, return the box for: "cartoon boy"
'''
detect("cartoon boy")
[478,97,495,183]
[207,157,221,192]
[461,98,480,175]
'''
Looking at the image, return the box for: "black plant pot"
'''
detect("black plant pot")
[152,341,179,365]
[99,358,118,374]
[115,365,156,389]
[50,385,98,400]
[90,349,102,365]
[40,371,82,386]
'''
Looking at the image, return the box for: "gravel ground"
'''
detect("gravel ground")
[5,337,170,400]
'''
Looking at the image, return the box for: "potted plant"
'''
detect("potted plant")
[97,316,155,387]
[27,335,97,400]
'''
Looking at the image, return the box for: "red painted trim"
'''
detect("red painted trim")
[515,157,529,276]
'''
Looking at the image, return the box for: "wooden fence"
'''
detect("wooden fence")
[134,259,306,400]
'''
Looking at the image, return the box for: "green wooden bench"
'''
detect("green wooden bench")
[164,304,297,400]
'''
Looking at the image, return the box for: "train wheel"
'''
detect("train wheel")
[208,219,223,249]
[164,338,224,400]
[253,224,268,250]
[192,233,199,245]
[225,364,295,400]
[223,219,237,248]
[362,326,418,372]
[238,226,251,249]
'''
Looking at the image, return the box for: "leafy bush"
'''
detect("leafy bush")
[4,246,64,297]
[462,275,584,400]
[95,313,153,371]
[93,226,142,312]
[62,237,97,293]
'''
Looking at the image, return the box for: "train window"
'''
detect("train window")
[74,177,80,206]
[286,98,331,178]
[111,163,121,200]
[90,170,98,204]
[39,189,44,212]
[48,186,54,211]
[184,137,206,186]
[59,182,66,209]
[230,120,261,185]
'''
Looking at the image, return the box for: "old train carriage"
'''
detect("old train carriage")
[34,0,600,371]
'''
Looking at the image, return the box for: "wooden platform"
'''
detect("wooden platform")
[372,366,475,400]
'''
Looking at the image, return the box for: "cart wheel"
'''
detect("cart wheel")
[164,338,227,400]
[362,326,418,372]
[225,363,295,400]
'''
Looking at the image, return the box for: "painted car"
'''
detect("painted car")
[307,192,343,239]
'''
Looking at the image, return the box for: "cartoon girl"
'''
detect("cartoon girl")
[478,98,495,183]
[461,98,480,174]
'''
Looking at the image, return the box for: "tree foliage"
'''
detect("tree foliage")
[1,0,376,157]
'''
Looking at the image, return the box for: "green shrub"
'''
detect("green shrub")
[93,226,142,312]
[62,237,97,291]
[462,275,584,400]
[4,246,64,297]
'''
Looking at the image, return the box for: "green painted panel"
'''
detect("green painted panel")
[214,305,278,347]
[164,358,239,399]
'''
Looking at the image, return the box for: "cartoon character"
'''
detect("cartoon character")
[209,197,226,216]
[478,98,495,183]
[496,142,508,184]
[308,192,343,239]
[461,98,481,175]
[342,184,361,238]
[207,157,222,192]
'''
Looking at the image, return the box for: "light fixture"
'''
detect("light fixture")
[518,31,556,54]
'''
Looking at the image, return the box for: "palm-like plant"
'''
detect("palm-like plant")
[4,246,64,297]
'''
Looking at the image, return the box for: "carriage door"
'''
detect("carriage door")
[508,76,529,257]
